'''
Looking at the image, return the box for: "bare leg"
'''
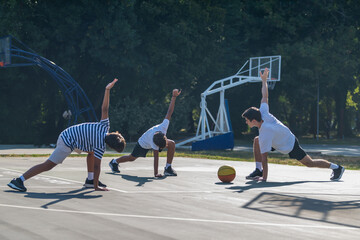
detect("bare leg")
[109,154,135,174]
[116,154,137,164]
[166,140,175,164]
[299,155,331,168]
[253,136,262,163]
[246,136,263,179]
[23,160,57,180]
[87,153,94,173]
[163,139,177,176]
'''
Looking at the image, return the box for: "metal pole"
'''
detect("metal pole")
[316,80,319,141]
[219,90,225,132]
[201,94,206,140]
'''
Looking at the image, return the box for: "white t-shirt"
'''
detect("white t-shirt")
[138,119,170,150]
[259,103,295,154]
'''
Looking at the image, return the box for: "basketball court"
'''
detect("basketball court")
[1,156,359,239]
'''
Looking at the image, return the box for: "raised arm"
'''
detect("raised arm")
[260,68,269,104]
[101,78,118,120]
[165,89,181,120]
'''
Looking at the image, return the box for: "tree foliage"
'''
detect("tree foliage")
[0,0,359,144]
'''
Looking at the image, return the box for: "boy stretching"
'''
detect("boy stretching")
[242,68,344,182]
[8,78,125,192]
[109,89,181,177]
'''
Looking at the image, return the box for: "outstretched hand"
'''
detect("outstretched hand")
[172,89,181,97]
[155,173,163,178]
[260,68,269,82]
[253,176,267,182]
[106,78,118,90]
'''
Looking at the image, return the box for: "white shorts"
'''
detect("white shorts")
[49,136,72,164]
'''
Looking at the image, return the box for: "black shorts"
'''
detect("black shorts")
[131,142,150,158]
[288,138,307,160]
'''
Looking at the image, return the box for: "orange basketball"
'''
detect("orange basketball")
[217,165,236,183]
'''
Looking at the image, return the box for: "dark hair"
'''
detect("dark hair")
[242,107,262,122]
[105,132,126,153]
[153,131,166,149]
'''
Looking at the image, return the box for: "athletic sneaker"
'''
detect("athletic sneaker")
[83,178,107,188]
[109,159,120,173]
[330,165,345,181]
[8,178,27,192]
[245,168,263,180]
[164,166,177,176]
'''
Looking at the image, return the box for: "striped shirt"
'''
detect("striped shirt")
[60,119,110,160]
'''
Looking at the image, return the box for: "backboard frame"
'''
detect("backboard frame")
[0,36,11,66]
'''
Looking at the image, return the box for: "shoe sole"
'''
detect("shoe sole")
[83,184,107,188]
[245,176,262,180]
[108,162,120,173]
[164,173,177,176]
[331,167,345,181]
[7,183,26,192]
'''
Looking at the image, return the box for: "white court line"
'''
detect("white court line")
[0,167,127,193]
[1,167,217,194]
[106,187,128,193]
[0,167,235,194]
[124,190,229,194]
[0,186,82,189]
[0,203,357,230]
[2,167,356,195]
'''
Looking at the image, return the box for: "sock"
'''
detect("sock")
[329,163,339,169]
[20,175,25,182]
[166,163,171,169]
[88,172,94,180]
[256,162,263,171]
[112,159,118,164]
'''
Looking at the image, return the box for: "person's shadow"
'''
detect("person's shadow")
[5,188,102,208]
[225,180,330,193]
[106,172,165,186]
[242,191,360,229]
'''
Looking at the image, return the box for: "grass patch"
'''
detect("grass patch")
[234,136,360,146]
[297,137,360,146]
[176,149,360,170]
[141,148,360,170]
[1,144,359,170]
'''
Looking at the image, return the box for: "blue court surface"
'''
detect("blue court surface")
[1,156,359,239]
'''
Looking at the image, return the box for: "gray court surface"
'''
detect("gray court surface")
[1,156,359,240]
[2,143,360,156]
[233,144,360,157]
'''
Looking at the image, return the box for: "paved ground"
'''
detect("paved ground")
[1,155,359,240]
[1,143,360,156]
[233,144,360,157]
[0,144,125,156]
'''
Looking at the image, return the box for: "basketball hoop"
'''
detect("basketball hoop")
[0,35,98,124]
[176,55,281,149]
[268,78,277,90]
